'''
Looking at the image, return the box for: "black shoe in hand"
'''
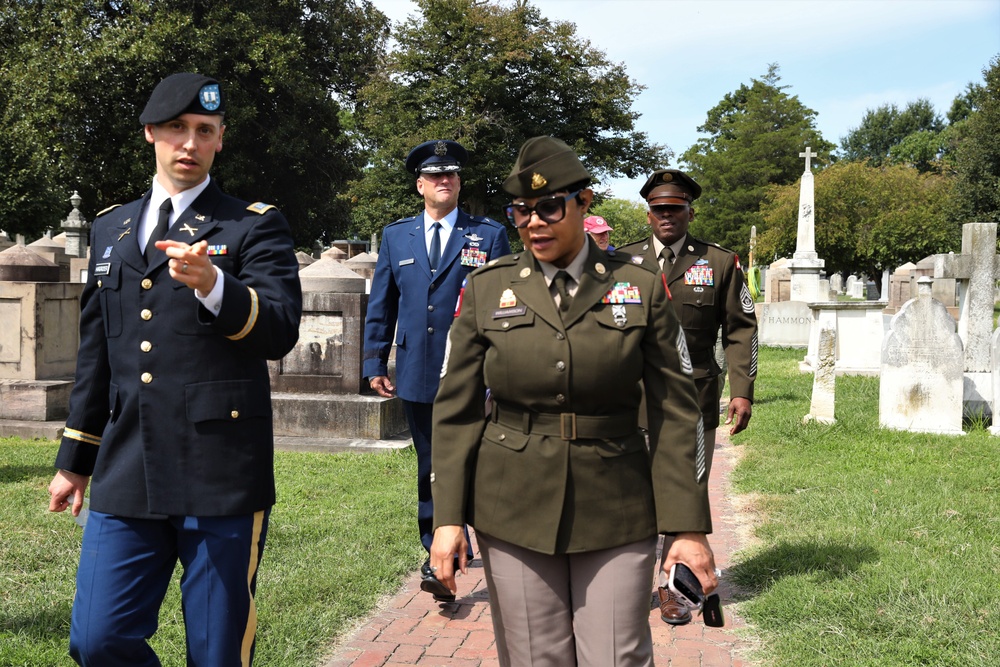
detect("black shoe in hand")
[420,559,456,602]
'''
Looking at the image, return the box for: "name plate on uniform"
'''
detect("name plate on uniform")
[492,306,527,319]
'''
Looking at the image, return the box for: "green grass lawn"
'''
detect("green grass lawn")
[4,349,999,666]
[730,347,1000,667]
[0,441,422,667]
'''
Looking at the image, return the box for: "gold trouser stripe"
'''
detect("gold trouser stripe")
[227,287,259,341]
[240,510,265,667]
[63,428,102,446]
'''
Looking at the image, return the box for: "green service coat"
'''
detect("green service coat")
[431,242,711,555]
[618,235,758,428]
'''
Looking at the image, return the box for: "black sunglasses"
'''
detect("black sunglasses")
[505,190,582,229]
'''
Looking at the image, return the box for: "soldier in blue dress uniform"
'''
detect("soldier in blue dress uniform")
[363,139,511,601]
[48,72,302,666]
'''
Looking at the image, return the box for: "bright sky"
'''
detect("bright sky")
[372,0,1000,201]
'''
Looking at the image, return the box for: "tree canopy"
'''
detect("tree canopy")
[680,64,834,258]
[348,0,670,239]
[756,161,959,279]
[589,198,649,248]
[951,55,1000,224]
[839,99,944,167]
[0,0,388,246]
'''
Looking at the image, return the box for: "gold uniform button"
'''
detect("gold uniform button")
[141,372,153,384]
[498,433,506,441]
[97,280,103,288]
[231,410,240,419]
[140,341,152,352]
[501,321,510,329]
[555,393,566,404]
[556,332,565,340]
[141,309,152,320]
[556,361,566,371]
[141,278,153,290]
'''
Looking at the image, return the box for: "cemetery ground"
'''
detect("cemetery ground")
[0,346,997,666]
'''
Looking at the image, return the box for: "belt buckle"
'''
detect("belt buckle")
[560,413,577,440]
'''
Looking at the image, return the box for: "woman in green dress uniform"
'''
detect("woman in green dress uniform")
[429,137,717,667]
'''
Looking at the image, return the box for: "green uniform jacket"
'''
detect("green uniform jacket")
[618,235,758,427]
[431,242,711,555]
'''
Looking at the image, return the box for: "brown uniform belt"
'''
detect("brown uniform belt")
[492,403,638,440]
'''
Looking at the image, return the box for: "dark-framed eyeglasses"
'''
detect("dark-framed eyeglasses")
[505,190,582,229]
[649,203,690,219]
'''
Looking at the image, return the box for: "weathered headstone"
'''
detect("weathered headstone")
[804,313,836,424]
[933,223,1000,418]
[758,301,812,347]
[880,277,964,435]
[829,272,844,295]
[0,245,83,439]
[765,258,790,303]
[269,253,407,448]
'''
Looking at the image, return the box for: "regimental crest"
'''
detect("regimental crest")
[434,140,448,156]
[531,172,548,190]
[199,84,221,111]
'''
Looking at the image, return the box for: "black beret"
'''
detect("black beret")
[139,73,225,125]
[502,136,591,198]
[405,140,468,174]
[639,169,702,202]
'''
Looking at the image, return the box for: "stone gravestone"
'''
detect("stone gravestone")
[758,301,813,347]
[268,250,407,451]
[886,262,917,314]
[934,222,1000,419]
[804,313,836,424]
[765,258,790,303]
[880,277,964,435]
[829,272,844,296]
[0,244,83,439]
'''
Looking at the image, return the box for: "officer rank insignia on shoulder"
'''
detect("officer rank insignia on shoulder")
[601,282,642,304]
[247,202,276,214]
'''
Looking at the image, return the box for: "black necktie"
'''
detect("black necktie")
[146,198,172,262]
[554,270,573,312]
[428,222,442,272]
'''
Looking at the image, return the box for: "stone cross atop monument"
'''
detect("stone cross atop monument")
[799,147,816,172]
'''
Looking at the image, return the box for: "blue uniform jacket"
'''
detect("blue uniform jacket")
[55,182,302,519]
[363,210,511,403]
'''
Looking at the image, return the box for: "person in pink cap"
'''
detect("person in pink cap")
[583,214,614,251]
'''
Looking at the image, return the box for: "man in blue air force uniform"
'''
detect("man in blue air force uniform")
[363,140,511,601]
[47,73,302,666]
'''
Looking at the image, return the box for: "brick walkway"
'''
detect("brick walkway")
[322,435,751,667]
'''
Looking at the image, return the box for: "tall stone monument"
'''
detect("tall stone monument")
[787,147,826,303]
[758,147,828,348]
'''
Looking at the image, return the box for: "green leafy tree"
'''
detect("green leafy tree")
[680,64,834,258]
[756,161,959,279]
[0,0,388,246]
[349,0,670,239]
[589,198,648,248]
[952,55,1000,223]
[840,99,944,166]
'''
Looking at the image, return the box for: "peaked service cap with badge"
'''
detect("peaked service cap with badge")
[405,140,469,174]
[139,72,225,125]
[639,168,702,204]
[503,136,591,198]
